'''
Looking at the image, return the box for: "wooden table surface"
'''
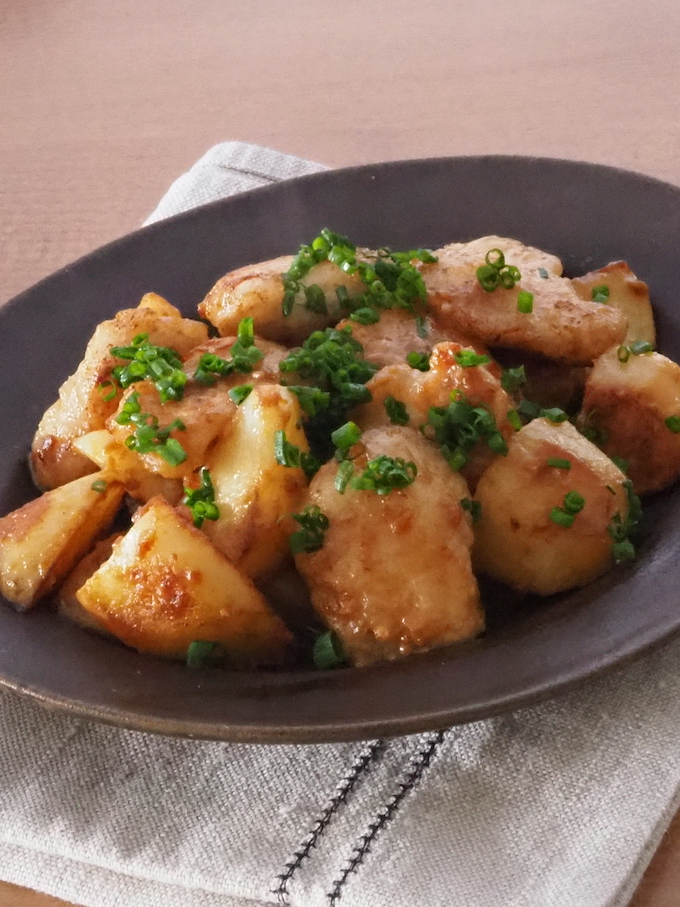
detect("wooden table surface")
[2,1,680,904]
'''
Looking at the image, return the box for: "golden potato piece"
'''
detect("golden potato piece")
[355,341,514,490]
[423,236,564,288]
[571,261,655,346]
[334,309,453,368]
[201,384,309,578]
[473,419,630,595]
[0,473,124,610]
[76,497,292,665]
[421,237,626,363]
[57,535,120,634]
[198,255,367,345]
[295,426,483,666]
[107,379,237,480]
[580,347,680,494]
[31,294,208,490]
[73,430,183,504]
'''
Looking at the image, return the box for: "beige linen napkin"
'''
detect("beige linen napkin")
[1,142,680,907]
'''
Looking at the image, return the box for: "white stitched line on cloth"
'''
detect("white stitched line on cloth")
[272,739,387,906]
[327,729,448,905]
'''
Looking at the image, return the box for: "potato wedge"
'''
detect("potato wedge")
[421,238,626,363]
[76,497,292,665]
[580,347,680,494]
[73,430,183,504]
[57,535,120,634]
[31,294,208,490]
[571,261,655,346]
[355,341,514,490]
[473,419,630,595]
[295,426,483,666]
[198,255,367,345]
[107,379,237,480]
[0,473,124,609]
[334,309,453,368]
[201,384,309,578]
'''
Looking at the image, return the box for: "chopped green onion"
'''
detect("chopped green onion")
[617,345,630,363]
[547,457,571,470]
[538,267,549,279]
[186,640,216,669]
[517,290,534,314]
[501,365,527,395]
[415,315,428,339]
[98,380,117,402]
[477,249,522,292]
[591,285,610,303]
[476,264,501,292]
[274,430,320,480]
[335,459,354,494]
[182,468,220,528]
[120,403,187,466]
[351,455,417,495]
[110,333,187,402]
[313,630,346,669]
[665,415,680,433]
[384,396,410,426]
[454,350,491,368]
[549,508,575,528]
[541,407,569,424]
[629,339,653,355]
[236,316,256,348]
[460,497,482,523]
[193,320,263,384]
[91,479,108,493]
[228,384,253,405]
[350,307,381,325]
[289,505,330,554]
[406,351,430,371]
[507,408,522,431]
[562,491,585,514]
[331,421,362,451]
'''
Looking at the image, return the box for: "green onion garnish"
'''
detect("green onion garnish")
[289,505,330,554]
[454,350,491,368]
[228,384,253,405]
[501,365,527,395]
[549,508,575,528]
[193,318,263,385]
[665,416,680,433]
[351,455,417,495]
[541,408,569,424]
[274,430,320,480]
[406,351,431,371]
[592,285,610,303]
[617,345,630,363]
[110,333,187,402]
[186,640,217,669]
[182,467,220,528]
[91,479,108,493]
[547,457,571,470]
[460,497,482,523]
[98,380,117,402]
[313,630,346,669]
[517,290,534,314]
[629,339,653,355]
[384,396,410,426]
[538,267,549,279]
[476,249,522,292]
[334,459,355,494]
[330,421,362,452]
[507,409,522,431]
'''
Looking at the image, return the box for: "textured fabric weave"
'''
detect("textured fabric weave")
[2,142,679,907]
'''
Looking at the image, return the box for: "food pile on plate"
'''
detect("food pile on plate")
[1,232,678,670]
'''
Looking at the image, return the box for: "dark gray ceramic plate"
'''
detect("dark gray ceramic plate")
[2,156,680,743]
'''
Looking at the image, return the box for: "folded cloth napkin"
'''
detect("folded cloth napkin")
[2,142,680,907]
